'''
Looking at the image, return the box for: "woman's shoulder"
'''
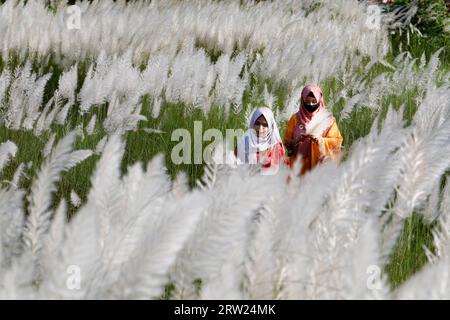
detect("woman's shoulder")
[323,115,340,136]
[329,115,337,125]
[287,112,298,124]
[329,115,338,127]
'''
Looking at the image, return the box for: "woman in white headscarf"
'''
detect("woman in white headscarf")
[235,107,285,175]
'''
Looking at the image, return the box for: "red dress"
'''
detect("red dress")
[256,141,286,169]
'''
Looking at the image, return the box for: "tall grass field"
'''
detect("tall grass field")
[0,0,449,299]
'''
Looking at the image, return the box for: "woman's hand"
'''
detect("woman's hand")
[286,134,318,156]
[308,135,319,144]
[287,134,307,147]
[288,134,317,147]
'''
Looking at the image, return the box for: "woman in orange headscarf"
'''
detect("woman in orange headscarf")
[284,84,343,175]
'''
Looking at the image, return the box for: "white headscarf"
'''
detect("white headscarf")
[237,107,282,164]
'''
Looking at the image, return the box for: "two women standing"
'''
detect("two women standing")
[236,84,343,175]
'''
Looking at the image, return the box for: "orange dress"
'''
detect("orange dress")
[284,114,343,175]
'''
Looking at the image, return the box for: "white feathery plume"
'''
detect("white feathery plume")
[23,130,93,283]
[42,133,56,159]
[33,97,54,136]
[394,256,450,299]
[86,114,97,136]
[423,177,450,264]
[40,199,67,280]
[0,68,11,105]
[39,135,124,298]
[276,106,408,299]
[261,164,338,299]
[0,140,17,172]
[55,101,73,126]
[262,84,277,110]
[84,134,125,251]
[279,88,302,122]
[340,218,390,299]
[394,182,450,299]
[39,193,101,299]
[242,204,278,299]
[103,94,147,135]
[395,192,450,299]
[393,86,450,219]
[22,72,52,131]
[78,52,113,114]
[70,190,81,208]
[171,166,274,299]
[94,136,108,155]
[0,251,36,299]
[200,261,244,300]
[171,172,189,200]
[305,108,334,140]
[422,179,442,223]
[3,62,50,131]
[42,93,64,131]
[10,162,26,190]
[440,177,450,219]
[143,127,164,134]
[58,63,78,104]
[87,155,170,297]
[0,188,25,269]
[214,51,248,114]
[142,53,170,98]
[110,189,205,299]
[151,97,162,119]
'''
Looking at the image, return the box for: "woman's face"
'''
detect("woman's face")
[303,94,320,112]
[304,95,318,105]
[253,115,269,138]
